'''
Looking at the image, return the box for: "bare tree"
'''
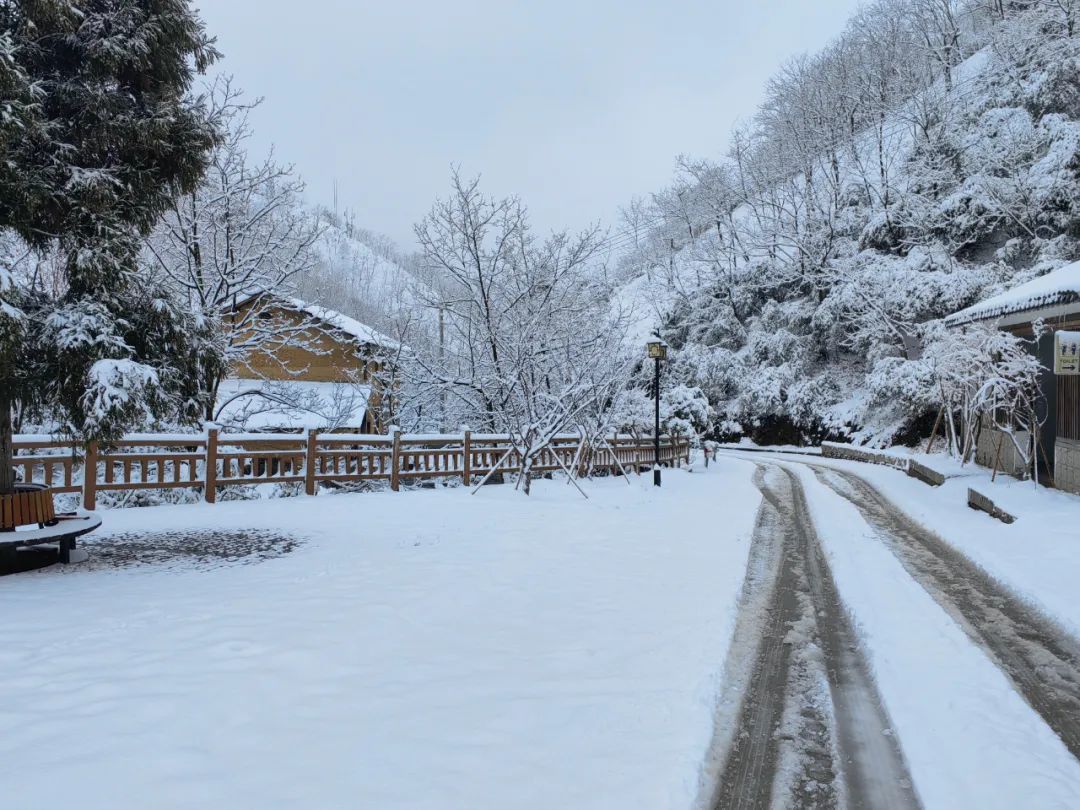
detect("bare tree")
[143,77,322,421]
[410,171,633,494]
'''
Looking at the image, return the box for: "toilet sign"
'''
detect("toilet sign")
[1056,330,1080,375]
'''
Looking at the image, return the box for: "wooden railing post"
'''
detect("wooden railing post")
[390,430,402,491]
[304,429,318,496]
[82,441,98,511]
[462,430,472,486]
[205,428,218,504]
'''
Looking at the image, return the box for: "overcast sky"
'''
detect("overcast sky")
[196,1,865,250]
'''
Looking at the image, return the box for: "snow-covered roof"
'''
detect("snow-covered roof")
[234,292,401,352]
[946,261,1080,326]
[215,379,372,431]
[285,298,402,352]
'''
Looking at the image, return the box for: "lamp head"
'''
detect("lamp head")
[646,339,668,360]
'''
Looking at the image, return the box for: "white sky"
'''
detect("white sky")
[196,0,865,249]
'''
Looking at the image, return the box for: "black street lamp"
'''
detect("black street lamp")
[646,336,668,487]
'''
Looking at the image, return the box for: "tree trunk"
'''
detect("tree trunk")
[518,449,533,496]
[0,385,14,494]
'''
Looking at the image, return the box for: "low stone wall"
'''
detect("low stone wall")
[820,442,945,487]
[1056,438,1080,496]
[974,421,1031,479]
[820,442,908,471]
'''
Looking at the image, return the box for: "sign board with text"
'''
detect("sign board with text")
[1056,330,1080,375]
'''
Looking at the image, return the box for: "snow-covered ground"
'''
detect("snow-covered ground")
[0,463,760,810]
[731,443,1080,652]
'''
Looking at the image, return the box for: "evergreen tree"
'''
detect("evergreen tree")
[0,0,219,494]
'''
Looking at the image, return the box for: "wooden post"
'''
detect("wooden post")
[462,430,472,485]
[82,441,98,511]
[577,434,591,478]
[205,428,218,504]
[926,409,943,455]
[305,429,318,496]
[991,431,1005,483]
[1034,426,1056,489]
[390,430,402,491]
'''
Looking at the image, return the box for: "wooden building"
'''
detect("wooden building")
[947,261,1080,493]
[217,293,401,433]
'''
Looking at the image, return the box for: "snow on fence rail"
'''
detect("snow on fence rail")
[10,430,691,509]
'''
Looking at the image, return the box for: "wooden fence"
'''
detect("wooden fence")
[10,430,691,509]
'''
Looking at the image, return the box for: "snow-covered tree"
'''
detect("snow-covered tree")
[0,0,219,494]
[920,323,1043,462]
[143,77,321,421]
[411,171,633,493]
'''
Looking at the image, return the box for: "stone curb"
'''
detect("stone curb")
[820,442,908,471]
[967,488,1017,524]
[907,459,946,487]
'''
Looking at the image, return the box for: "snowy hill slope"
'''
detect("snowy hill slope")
[299,211,435,343]
[614,2,1080,445]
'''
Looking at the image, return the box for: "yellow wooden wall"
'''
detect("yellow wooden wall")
[228,299,388,431]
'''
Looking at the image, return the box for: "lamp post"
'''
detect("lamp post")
[646,336,668,487]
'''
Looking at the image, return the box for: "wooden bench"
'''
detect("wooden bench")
[1,483,102,565]
[0,515,102,563]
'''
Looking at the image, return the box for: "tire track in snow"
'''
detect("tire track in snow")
[705,464,918,810]
[809,463,1080,764]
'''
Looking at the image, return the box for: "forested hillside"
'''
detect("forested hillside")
[300,208,432,342]
[618,0,1080,445]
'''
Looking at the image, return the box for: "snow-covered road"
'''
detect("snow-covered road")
[708,452,1080,809]
[703,463,916,810]
[4,455,1080,809]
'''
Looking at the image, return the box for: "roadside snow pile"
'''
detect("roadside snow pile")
[0,463,760,810]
